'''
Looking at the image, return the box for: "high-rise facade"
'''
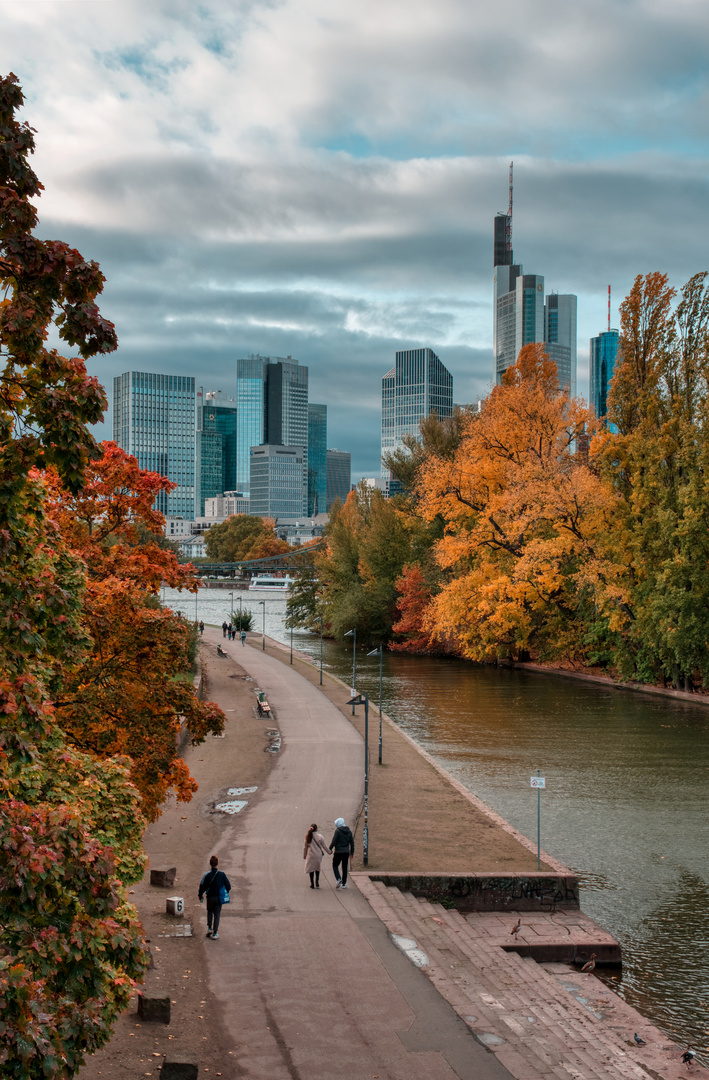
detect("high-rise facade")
[196,389,237,515]
[380,348,453,477]
[326,449,351,509]
[492,192,577,393]
[113,371,196,518]
[307,403,327,516]
[236,355,308,513]
[589,329,619,420]
[250,444,306,518]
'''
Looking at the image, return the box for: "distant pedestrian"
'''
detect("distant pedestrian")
[198,855,231,939]
[228,623,234,640]
[303,823,330,888]
[240,629,246,646]
[330,817,354,889]
[222,621,228,638]
[199,620,204,635]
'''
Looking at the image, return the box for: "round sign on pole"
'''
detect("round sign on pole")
[530,777,546,788]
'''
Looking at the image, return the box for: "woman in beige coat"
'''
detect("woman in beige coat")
[303,823,330,889]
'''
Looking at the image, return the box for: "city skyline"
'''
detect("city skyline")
[2,2,708,479]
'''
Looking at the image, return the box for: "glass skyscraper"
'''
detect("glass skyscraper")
[307,403,327,516]
[380,348,453,477]
[236,355,309,513]
[196,389,237,515]
[544,294,577,396]
[113,371,196,518]
[589,329,620,420]
[326,449,351,509]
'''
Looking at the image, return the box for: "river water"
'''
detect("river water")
[168,587,709,1057]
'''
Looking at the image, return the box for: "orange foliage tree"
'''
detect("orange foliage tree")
[390,564,436,653]
[418,344,626,663]
[46,443,225,821]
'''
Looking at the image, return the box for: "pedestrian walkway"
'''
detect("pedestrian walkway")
[203,632,512,1080]
[356,878,696,1080]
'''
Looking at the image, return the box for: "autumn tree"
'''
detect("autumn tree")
[418,344,623,663]
[390,564,437,653]
[0,72,147,1076]
[204,513,290,562]
[46,443,225,820]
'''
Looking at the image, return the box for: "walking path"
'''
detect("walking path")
[205,634,511,1080]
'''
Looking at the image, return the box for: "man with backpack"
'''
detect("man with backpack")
[329,817,355,889]
[198,854,231,939]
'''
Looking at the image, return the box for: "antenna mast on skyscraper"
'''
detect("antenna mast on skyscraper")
[607,285,611,332]
[506,161,513,255]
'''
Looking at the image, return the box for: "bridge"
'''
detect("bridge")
[193,541,324,578]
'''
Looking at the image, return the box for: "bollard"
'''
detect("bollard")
[150,867,177,888]
[137,991,170,1023]
[166,896,184,917]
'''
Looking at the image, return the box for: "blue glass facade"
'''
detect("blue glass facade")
[113,371,196,518]
[380,348,453,477]
[236,356,268,494]
[307,403,327,516]
[589,330,619,420]
[197,390,237,514]
[326,449,351,509]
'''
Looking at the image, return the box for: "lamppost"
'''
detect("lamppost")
[229,590,234,626]
[347,692,369,867]
[344,628,356,714]
[239,594,243,632]
[318,616,323,686]
[259,599,266,651]
[367,645,383,764]
[289,618,294,665]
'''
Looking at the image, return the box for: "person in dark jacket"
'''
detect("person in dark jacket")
[329,817,354,889]
[222,621,228,638]
[198,854,231,939]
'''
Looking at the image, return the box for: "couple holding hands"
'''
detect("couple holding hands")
[303,817,354,889]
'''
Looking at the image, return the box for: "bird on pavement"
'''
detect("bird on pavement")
[581,953,597,973]
[510,918,521,938]
[634,1033,646,1046]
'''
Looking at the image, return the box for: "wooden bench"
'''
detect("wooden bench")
[257,698,272,716]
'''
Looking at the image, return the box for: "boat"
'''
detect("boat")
[248,574,294,592]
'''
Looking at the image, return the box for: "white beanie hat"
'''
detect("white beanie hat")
[334,817,345,827]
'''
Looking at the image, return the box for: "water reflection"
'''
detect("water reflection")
[167,589,709,1055]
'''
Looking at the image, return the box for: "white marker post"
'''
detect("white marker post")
[530,772,546,869]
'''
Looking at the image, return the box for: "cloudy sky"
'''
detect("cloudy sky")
[2,0,708,478]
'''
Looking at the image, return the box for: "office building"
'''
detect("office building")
[492,170,577,392]
[544,294,577,396]
[590,329,620,421]
[380,348,453,477]
[196,389,237,514]
[113,371,196,518]
[203,492,250,519]
[250,444,306,518]
[307,404,327,516]
[236,355,309,512]
[326,449,351,509]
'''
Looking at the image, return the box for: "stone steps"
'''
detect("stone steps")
[354,877,698,1080]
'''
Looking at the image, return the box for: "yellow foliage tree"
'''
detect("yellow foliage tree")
[418,344,627,662]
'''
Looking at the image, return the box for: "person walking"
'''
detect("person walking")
[303,823,329,889]
[199,620,204,635]
[227,623,233,640]
[329,817,354,889]
[198,855,231,939]
[222,621,228,638]
[240,628,246,646]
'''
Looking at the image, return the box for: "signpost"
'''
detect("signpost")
[530,772,546,869]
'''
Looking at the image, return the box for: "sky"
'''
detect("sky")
[2,0,708,479]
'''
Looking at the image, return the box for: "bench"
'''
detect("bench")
[257,698,272,716]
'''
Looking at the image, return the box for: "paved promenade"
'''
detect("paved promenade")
[205,633,511,1080]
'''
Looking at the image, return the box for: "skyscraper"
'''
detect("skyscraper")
[326,449,351,509]
[380,348,453,477]
[307,403,327,516]
[196,389,237,515]
[113,371,196,518]
[492,167,577,393]
[236,355,309,513]
[590,329,619,421]
[250,444,306,518]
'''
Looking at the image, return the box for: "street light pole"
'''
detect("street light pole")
[259,599,265,651]
[368,645,383,764]
[345,628,356,714]
[318,616,323,685]
[290,619,293,665]
[346,692,369,867]
[239,594,243,632]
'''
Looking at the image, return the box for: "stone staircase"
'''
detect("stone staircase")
[354,876,700,1080]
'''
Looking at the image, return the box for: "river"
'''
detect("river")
[167,586,709,1058]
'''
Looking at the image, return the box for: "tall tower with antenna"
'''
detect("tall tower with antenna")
[589,287,619,420]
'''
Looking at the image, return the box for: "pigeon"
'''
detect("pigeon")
[634,1033,646,1046]
[581,953,597,973]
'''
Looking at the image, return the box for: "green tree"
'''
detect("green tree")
[204,514,290,562]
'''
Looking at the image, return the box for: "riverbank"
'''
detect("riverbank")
[507,658,709,706]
